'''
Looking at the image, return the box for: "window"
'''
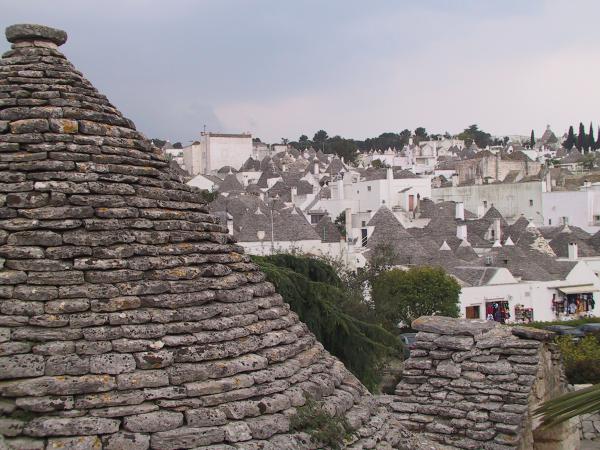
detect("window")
[361,221,366,227]
[361,228,368,247]
[548,219,552,225]
[367,186,371,192]
[561,216,569,225]
[382,200,385,204]
[595,215,600,225]
[483,200,488,209]
[529,199,533,206]
[466,306,480,319]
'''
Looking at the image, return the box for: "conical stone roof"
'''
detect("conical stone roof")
[0,24,423,449]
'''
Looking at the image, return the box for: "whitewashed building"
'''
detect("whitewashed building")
[183,132,253,175]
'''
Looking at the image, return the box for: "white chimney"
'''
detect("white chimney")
[314,162,319,175]
[452,174,459,187]
[291,187,297,204]
[568,242,578,260]
[455,202,465,221]
[386,167,393,181]
[457,223,467,241]
[337,178,344,200]
[494,218,501,241]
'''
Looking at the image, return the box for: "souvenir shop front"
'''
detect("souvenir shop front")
[485,299,511,323]
[552,285,597,319]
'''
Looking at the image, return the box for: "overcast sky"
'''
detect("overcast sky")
[2,0,599,144]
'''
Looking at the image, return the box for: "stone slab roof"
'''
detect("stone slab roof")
[0,24,422,450]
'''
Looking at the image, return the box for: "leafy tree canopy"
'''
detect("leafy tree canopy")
[372,266,460,332]
[457,124,492,148]
[371,159,388,169]
[313,130,329,147]
[414,127,428,144]
[325,135,358,163]
[253,254,399,391]
[334,212,346,238]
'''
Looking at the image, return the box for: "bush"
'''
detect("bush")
[525,318,600,329]
[555,335,600,384]
[290,398,354,450]
[371,266,460,332]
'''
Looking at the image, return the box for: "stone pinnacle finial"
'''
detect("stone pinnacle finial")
[5,23,67,46]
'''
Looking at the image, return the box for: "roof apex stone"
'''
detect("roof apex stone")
[6,23,67,46]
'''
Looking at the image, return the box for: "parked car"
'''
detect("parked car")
[543,325,585,339]
[399,333,417,359]
[577,323,600,334]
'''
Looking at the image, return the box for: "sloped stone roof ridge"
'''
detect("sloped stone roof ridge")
[0,24,425,449]
[314,215,342,243]
[218,173,244,193]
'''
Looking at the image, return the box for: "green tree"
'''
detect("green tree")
[414,127,428,144]
[253,254,399,391]
[371,159,388,169]
[371,266,460,332]
[458,124,492,148]
[326,136,358,163]
[588,122,595,151]
[172,142,183,149]
[313,130,329,150]
[564,125,575,150]
[582,153,596,170]
[530,129,536,147]
[399,129,412,145]
[577,122,586,151]
[334,212,346,238]
[596,126,600,150]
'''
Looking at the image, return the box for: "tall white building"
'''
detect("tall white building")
[183,132,253,175]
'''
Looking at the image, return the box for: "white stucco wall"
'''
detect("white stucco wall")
[542,186,600,232]
[204,134,253,174]
[239,240,346,260]
[433,181,545,224]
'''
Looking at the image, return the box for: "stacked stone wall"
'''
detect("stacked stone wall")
[388,317,579,450]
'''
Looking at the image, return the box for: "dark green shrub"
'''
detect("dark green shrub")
[556,335,600,384]
[290,398,354,450]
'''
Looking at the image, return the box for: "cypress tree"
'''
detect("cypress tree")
[530,129,536,147]
[565,125,575,150]
[589,122,595,152]
[597,126,600,150]
[578,122,586,151]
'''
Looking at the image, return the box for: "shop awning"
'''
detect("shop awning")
[557,284,598,295]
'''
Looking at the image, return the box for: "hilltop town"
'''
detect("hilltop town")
[159,127,600,326]
[1,19,600,450]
